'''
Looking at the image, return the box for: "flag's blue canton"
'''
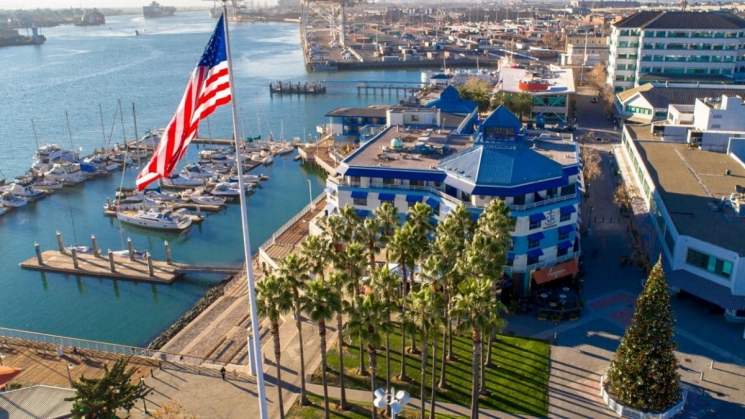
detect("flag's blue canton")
[198,14,227,67]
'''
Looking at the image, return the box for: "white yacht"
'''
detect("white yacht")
[210,182,248,197]
[160,174,205,189]
[43,163,86,185]
[33,180,64,191]
[1,192,28,208]
[31,144,81,175]
[189,190,226,206]
[117,208,192,231]
[261,155,274,165]
[8,183,46,201]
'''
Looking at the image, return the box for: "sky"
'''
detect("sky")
[0,1,278,10]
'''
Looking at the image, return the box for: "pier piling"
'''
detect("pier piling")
[147,253,154,277]
[71,248,79,269]
[35,242,43,265]
[56,232,64,253]
[108,250,116,273]
[91,235,100,257]
[127,238,135,262]
[164,241,172,265]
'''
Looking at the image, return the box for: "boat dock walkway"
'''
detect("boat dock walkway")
[20,250,181,283]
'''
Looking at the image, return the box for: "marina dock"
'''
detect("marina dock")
[269,81,326,95]
[20,250,181,283]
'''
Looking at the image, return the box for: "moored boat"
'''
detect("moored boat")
[1,192,28,208]
[8,183,46,201]
[32,144,81,175]
[117,208,192,231]
[33,180,64,191]
[43,163,86,185]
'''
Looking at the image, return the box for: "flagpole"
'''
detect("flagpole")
[220,2,269,418]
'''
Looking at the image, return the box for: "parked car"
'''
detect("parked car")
[591,97,597,103]
[549,124,576,133]
[595,136,611,144]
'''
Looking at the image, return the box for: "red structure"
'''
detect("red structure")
[518,79,549,91]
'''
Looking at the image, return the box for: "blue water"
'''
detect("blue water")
[0,12,422,346]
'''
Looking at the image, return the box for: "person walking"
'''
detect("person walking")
[220,366,226,380]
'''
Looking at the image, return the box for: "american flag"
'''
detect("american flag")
[136,15,232,191]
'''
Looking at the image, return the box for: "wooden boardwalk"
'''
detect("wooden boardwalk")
[19,251,181,283]
[0,338,159,389]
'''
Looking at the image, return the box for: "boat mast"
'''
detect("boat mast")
[65,111,75,153]
[31,119,40,150]
[99,104,106,152]
[118,99,128,150]
[132,103,141,167]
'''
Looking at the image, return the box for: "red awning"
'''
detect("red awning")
[532,259,579,285]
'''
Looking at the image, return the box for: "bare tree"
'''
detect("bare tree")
[629,222,656,274]
[613,182,640,218]
[587,63,608,93]
[580,145,603,185]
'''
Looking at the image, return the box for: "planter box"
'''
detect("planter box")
[599,374,687,419]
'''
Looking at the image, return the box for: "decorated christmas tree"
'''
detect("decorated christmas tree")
[606,258,681,413]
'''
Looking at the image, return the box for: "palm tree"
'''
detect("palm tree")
[403,202,434,352]
[370,265,399,405]
[357,216,383,271]
[277,254,310,405]
[451,278,507,419]
[319,212,345,255]
[327,272,350,410]
[513,91,534,123]
[345,293,391,419]
[373,202,399,261]
[406,288,436,419]
[255,274,294,419]
[337,242,369,376]
[301,234,334,281]
[339,203,361,243]
[387,224,417,382]
[418,255,445,419]
[476,199,513,364]
[300,279,342,419]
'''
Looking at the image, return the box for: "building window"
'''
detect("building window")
[558,231,570,241]
[407,200,417,208]
[528,239,540,249]
[560,213,571,223]
[383,178,395,185]
[350,176,361,184]
[528,255,540,265]
[513,195,525,205]
[712,124,721,129]
[353,197,368,206]
[685,248,733,279]
[529,220,541,230]
[713,114,723,119]
[557,246,569,257]
[409,179,424,187]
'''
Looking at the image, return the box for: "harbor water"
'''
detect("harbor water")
[0,12,426,346]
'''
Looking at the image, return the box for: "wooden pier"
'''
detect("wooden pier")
[20,250,181,283]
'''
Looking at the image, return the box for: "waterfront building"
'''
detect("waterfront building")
[607,11,745,92]
[614,84,745,124]
[560,32,610,67]
[322,105,582,297]
[619,94,745,323]
[498,64,576,125]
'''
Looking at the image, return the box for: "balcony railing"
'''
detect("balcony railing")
[504,252,581,274]
[332,178,578,212]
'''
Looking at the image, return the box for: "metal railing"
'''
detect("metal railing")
[258,193,326,251]
[599,374,687,419]
[0,327,242,369]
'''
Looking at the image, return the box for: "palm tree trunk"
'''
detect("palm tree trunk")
[369,343,378,419]
[470,328,481,419]
[336,313,348,409]
[480,339,488,395]
[294,298,309,405]
[359,332,368,376]
[399,324,409,381]
[319,321,330,419]
[385,328,392,418]
[272,323,285,419]
[438,326,448,389]
[429,331,438,419]
[485,328,495,367]
[420,330,428,419]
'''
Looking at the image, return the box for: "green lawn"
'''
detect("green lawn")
[287,394,461,419]
[311,323,550,416]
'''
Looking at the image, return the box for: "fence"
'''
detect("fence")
[258,193,326,251]
[0,327,245,371]
[599,374,687,419]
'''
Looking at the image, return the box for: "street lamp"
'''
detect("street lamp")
[140,377,149,415]
[66,363,74,387]
[373,387,410,419]
[307,179,313,209]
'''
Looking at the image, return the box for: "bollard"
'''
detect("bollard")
[91,235,100,257]
[127,238,135,262]
[196,205,202,218]
[56,231,65,253]
[164,241,172,265]
[71,248,79,269]
[35,242,43,264]
[108,250,116,273]
[147,252,154,277]
[710,360,714,369]
[700,371,704,382]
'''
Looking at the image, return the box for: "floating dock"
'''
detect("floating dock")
[269,81,326,95]
[20,250,181,283]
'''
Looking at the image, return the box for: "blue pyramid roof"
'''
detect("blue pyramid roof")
[425,85,478,114]
[480,105,521,131]
[437,143,564,186]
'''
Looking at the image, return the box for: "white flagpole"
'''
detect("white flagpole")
[220,2,269,418]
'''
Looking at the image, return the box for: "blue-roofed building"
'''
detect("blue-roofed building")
[424,85,478,115]
[321,104,583,297]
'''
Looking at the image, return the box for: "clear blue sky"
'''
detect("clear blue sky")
[0,1,277,10]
